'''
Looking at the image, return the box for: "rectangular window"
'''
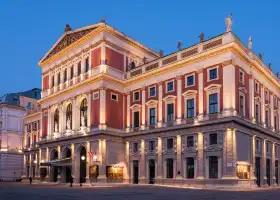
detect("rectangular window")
[57,73,60,85]
[133,91,140,101]
[265,110,269,127]
[239,71,244,83]
[133,111,140,128]
[167,81,174,92]
[209,133,218,145]
[167,138,173,150]
[209,156,218,179]
[51,76,54,88]
[275,115,278,132]
[167,103,174,122]
[166,158,173,178]
[70,66,74,79]
[186,157,194,179]
[256,139,260,151]
[186,75,194,86]
[85,58,89,72]
[209,93,218,114]
[149,87,156,97]
[149,108,156,125]
[186,136,194,147]
[78,62,81,76]
[64,69,67,82]
[33,135,36,146]
[255,82,259,93]
[255,104,259,123]
[133,143,138,153]
[111,93,118,101]
[209,68,217,80]
[187,99,194,118]
[149,141,155,151]
[240,95,244,117]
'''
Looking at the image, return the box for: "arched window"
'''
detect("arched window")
[80,98,87,127]
[66,104,72,129]
[54,108,59,132]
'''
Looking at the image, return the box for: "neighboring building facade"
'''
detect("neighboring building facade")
[25,18,280,188]
[0,88,41,181]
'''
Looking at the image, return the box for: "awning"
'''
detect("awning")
[40,158,72,167]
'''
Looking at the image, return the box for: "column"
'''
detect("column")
[222,64,236,116]
[126,93,131,131]
[222,128,237,179]
[176,76,182,124]
[97,139,107,181]
[251,136,256,180]
[262,139,268,186]
[196,133,204,179]
[71,144,76,180]
[176,135,182,179]
[261,86,265,126]
[139,140,146,183]
[249,76,255,122]
[73,62,78,84]
[29,154,32,178]
[72,98,77,131]
[125,141,130,182]
[39,148,42,178]
[60,71,64,89]
[101,43,106,65]
[271,94,274,130]
[59,104,63,134]
[197,69,204,121]
[23,154,27,178]
[272,142,276,186]
[99,89,106,130]
[87,93,92,132]
[157,82,163,127]
[141,88,146,130]
[157,137,163,181]
[86,141,91,182]
[57,145,61,182]
[46,147,50,180]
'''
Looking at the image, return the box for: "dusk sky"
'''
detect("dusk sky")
[0,0,279,96]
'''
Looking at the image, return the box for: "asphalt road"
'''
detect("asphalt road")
[1,182,280,200]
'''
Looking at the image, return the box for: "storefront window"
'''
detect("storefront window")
[106,166,124,180]
[89,165,99,179]
[236,163,250,179]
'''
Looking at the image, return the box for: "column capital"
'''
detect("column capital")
[157,81,163,86]
[175,75,183,80]
[196,68,203,74]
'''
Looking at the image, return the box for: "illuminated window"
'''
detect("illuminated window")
[236,164,250,179]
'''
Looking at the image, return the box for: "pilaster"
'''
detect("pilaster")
[157,82,163,127]
[126,93,131,131]
[197,69,204,121]
[87,93,92,131]
[99,89,107,130]
[157,137,163,180]
[261,86,265,126]
[176,135,182,179]
[196,133,204,179]
[262,139,268,187]
[249,77,255,122]
[139,140,146,183]
[141,88,146,130]
[270,94,274,130]
[176,76,182,124]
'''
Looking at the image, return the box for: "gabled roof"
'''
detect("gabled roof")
[39,23,102,64]
[39,22,160,66]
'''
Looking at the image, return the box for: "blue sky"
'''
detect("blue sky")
[0,0,279,96]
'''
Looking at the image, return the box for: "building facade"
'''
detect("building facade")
[0,88,41,181]
[24,17,280,188]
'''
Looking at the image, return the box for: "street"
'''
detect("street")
[1,183,280,200]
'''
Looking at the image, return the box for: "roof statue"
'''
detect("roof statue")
[248,36,253,50]
[268,63,272,71]
[64,24,72,33]
[101,16,106,23]
[259,53,263,61]
[142,57,148,64]
[177,42,182,51]
[225,14,233,32]
[199,33,204,42]
[159,50,164,57]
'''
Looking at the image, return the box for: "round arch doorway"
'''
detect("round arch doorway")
[80,146,86,183]
[50,149,58,182]
[62,147,72,183]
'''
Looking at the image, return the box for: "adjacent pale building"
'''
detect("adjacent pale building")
[23,16,280,188]
[0,88,41,181]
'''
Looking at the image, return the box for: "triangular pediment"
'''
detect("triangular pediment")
[41,26,98,63]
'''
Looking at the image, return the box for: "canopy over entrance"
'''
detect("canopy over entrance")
[40,158,72,167]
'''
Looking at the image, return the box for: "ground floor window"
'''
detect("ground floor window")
[39,168,47,179]
[27,166,30,178]
[236,163,250,179]
[32,166,36,177]
[106,166,124,180]
[276,160,279,185]
[166,158,173,179]
[89,165,99,179]
[209,156,218,179]
[186,157,194,179]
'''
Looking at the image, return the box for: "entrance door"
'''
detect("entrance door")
[149,160,155,184]
[53,167,58,182]
[255,157,261,187]
[65,167,71,183]
[276,160,279,185]
[267,159,271,186]
[133,160,139,184]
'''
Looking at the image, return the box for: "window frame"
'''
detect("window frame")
[166,80,175,93]
[239,69,245,84]
[209,133,218,145]
[148,86,156,98]
[111,93,118,102]
[167,138,174,150]
[186,136,194,147]
[209,93,218,114]
[185,73,195,87]
[207,66,219,81]
[239,93,245,117]
[133,91,140,102]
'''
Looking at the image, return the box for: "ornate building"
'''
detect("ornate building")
[23,16,280,188]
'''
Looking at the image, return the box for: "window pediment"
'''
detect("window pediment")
[239,87,247,94]
[182,90,197,97]
[145,100,158,105]
[130,104,141,110]
[163,95,176,102]
[204,84,221,91]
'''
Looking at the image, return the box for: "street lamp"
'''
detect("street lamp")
[81,156,85,161]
